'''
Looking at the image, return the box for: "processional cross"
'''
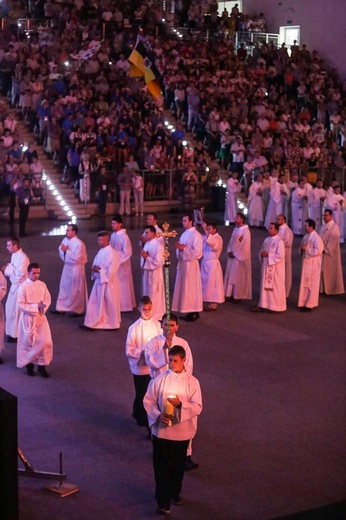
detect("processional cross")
[156,222,177,334]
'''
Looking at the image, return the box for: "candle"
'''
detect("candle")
[164,395,176,426]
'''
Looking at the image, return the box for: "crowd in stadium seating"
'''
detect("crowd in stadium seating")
[0,0,345,215]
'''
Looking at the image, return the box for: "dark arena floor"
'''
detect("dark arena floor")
[1,212,345,520]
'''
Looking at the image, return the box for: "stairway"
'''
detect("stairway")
[18,122,90,221]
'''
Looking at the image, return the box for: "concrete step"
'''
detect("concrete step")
[47,206,89,215]
[1,96,90,221]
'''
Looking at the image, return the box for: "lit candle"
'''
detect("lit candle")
[164,395,176,426]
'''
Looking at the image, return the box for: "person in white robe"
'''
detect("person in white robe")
[125,296,162,428]
[53,224,88,316]
[224,213,252,301]
[224,171,241,225]
[140,226,166,321]
[252,222,286,312]
[200,222,224,310]
[326,185,345,242]
[277,214,294,298]
[291,179,309,235]
[82,231,121,330]
[262,171,272,211]
[286,171,298,194]
[1,237,29,341]
[78,153,98,203]
[17,263,53,377]
[319,209,345,295]
[143,345,202,515]
[144,313,198,468]
[0,271,7,363]
[286,170,299,226]
[248,173,264,227]
[298,218,324,310]
[302,175,313,213]
[264,174,289,229]
[145,314,193,380]
[110,215,136,312]
[139,213,163,246]
[309,179,326,232]
[172,215,203,322]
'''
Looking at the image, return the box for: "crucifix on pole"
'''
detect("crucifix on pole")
[155,222,177,334]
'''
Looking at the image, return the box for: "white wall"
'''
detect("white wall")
[243,0,346,80]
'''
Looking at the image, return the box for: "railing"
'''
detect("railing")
[303,167,345,192]
[167,26,279,48]
[234,31,280,50]
[4,16,280,51]
[51,167,217,206]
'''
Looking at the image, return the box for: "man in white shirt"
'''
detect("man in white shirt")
[224,171,241,225]
[140,226,166,321]
[140,213,163,246]
[81,231,120,330]
[145,313,193,381]
[200,222,224,311]
[319,209,344,296]
[243,154,257,197]
[1,237,29,342]
[51,224,88,317]
[230,136,245,178]
[172,215,203,322]
[264,174,289,229]
[17,263,53,378]
[110,215,136,312]
[125,296,162,429]
[326,185,345,242]
[309,179,326,232]
[298,219,324,311]
[143,345,202,515]
[291,179,308,235]
[276,214,294,298]
[224,213,252,302]
[252,222,286,313]
[248,173,264,227]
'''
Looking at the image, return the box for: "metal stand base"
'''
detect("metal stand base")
[18,448,79,497]
[45,482,79,497]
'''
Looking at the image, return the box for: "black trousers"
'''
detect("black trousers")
[9,191,16,224]
[19,204,30,236]
[132,374,150,427]
[152,436,189,510]
[98,191,108,215]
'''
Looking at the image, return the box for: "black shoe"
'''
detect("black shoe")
[156,506,170,515]
[50,310,65,315]
[299,306,313,312]
[184,456,199,471]
[172,495,182,505]
[6,335,17,343]
[184,312,200,322]
[37,365,50,378]
[0,356,4,364]
[26,363,35,376]
[69,313,84,318]
[79,325,95,331]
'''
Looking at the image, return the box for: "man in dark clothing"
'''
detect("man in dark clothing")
[16,177,32,237]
